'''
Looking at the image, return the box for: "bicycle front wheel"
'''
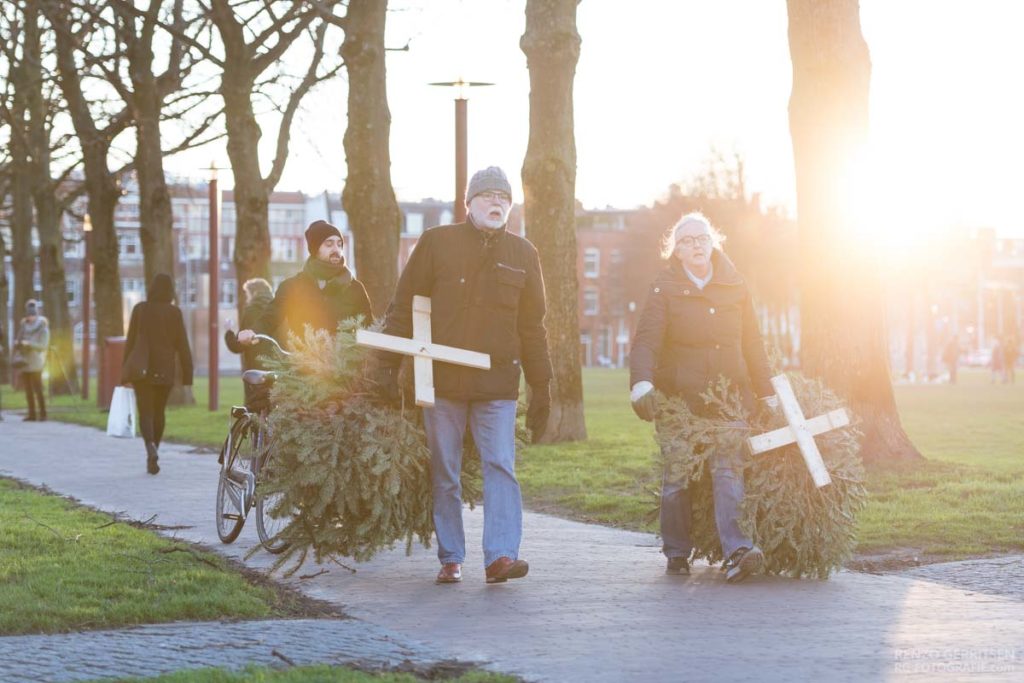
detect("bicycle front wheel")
[254,435,291,554]
[215,416,254,543]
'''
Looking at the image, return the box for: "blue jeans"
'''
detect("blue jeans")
[422,398,522,568]
[660,424,752,560]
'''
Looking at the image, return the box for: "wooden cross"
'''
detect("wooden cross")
[355,295,490,407]
[746,374,849,488]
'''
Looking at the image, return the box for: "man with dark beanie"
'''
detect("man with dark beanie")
[237,220,372,346]
[375,165,552,586]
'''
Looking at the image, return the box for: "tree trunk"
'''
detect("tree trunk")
[9,44,35,325]
[341,0,401,316]
[787,0,920,462]
[48,4,124,342]
[130,66,176,286]
[26,0,78,394]
[520,0,586,442]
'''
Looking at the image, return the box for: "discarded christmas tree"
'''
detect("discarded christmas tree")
[256,321,481,575]
[655,373,867,579]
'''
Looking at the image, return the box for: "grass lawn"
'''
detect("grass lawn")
[0,477,327,635]
[88,664,516,683]
[2,377,242,448]
[6,368,1022,563]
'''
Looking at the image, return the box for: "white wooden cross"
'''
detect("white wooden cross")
[746,374,849,488]
[355,295,490,407]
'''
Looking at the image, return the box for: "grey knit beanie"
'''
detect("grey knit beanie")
[25,299,38,316]
[466,166,512,204]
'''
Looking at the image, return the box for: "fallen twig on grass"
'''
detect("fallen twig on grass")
[24,514,80,542]
[271,649,296,666]
[157,546,221,569]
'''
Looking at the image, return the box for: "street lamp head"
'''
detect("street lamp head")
[429,77,494,100]
[209,162,219,182]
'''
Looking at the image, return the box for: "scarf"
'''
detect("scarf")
[302,257,353,287]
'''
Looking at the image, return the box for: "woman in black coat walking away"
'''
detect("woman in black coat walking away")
[123,274,193,474]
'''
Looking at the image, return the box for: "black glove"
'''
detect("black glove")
[631,391,657,422]
[526,382,551,443]
[371,366,401,404]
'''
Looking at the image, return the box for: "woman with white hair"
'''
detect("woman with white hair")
[628,212,776,583]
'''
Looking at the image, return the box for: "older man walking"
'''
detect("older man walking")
[376,166,552,585]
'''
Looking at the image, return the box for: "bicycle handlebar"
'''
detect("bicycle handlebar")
[252,333,292,357]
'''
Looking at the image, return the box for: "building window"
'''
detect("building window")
[220,279,237,307]
[405,212,424,236]
[118,231,143,261]
[271,237,298,263]
[439,209,453,225]
[66,279,81,307]
[583,287,599,316]
[583,247,600,278]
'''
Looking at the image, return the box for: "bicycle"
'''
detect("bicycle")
[215,334,291,554]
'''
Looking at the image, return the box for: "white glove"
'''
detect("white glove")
[630,381,654,402]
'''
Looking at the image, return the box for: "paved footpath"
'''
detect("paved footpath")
[1,417,1022,682]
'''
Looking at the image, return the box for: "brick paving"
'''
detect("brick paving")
[1,415,1022,682]
[0,619,447,683]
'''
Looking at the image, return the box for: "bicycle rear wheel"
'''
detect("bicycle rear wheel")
[254,432,291,554]
[215,416,255,543]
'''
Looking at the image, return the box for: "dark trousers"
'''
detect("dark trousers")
[135,383,172,446]
[23,371,45,418]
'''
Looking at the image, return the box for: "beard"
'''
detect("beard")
[470,205,509,230]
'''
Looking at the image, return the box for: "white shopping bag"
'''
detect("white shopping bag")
[106,386,137,438]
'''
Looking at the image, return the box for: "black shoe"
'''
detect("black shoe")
[145,441,160,475]
[23,415,37,422]
[724,546,763,583]
[666,556,690,575]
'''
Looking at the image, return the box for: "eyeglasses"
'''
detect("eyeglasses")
[476,191,511,203]
[678,234,712,248]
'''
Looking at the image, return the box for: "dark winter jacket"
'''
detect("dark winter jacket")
[629,251,772,414]
[380,221,552,401]
[267,264,373,343]
[124,301,194,386]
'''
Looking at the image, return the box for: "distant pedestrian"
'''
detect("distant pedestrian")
[1003,335,1019,384]
[123,274,193,475]
[942,335,961,384]
[990,340,1004,384]
[14,299,49,421]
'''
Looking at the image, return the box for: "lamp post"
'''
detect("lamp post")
[208,163,221,411]
[81,214,92,399]
[429,78,493,222]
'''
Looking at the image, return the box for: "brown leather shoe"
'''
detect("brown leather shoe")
[436,563,462,584]
[485,556,529,584]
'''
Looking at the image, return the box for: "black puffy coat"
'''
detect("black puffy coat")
[629,251,772,414]
[381,221,552,401]
[124,301,194,387]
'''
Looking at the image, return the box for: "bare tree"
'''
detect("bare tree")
[44,0,133,342]
[340,0,401,315]
[23,0,80,393]
[106,0,217,286]
[520,0,585,442]
[787,0,920,461]
[195,0,343,317]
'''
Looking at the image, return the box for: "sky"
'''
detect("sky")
[170,0,1024,238]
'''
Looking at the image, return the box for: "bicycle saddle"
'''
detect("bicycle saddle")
[242,369,277,386]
